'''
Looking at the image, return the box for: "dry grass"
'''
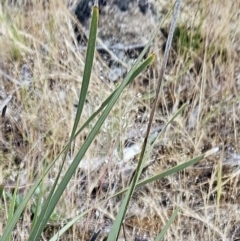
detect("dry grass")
[0,0,240,240]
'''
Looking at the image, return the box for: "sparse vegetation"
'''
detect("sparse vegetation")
[0,0,240,240]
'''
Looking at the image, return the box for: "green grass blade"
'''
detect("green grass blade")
[106,98,183,241]
[5,174,20,241]
[138,148,219,188]
[49,209,91,241]
[49,103,213,241]
[28,11,155,238]
[137,155,204,187]
[154,207,180,241]
[70,6,98,139]
[7,179,18,219]
[29,156,66,236]
[28,7,99,241]
[139,104,187,176]
[107,186,134,240]
[110,148,219,200]
[0,117,69,240]
[30,6,99,237]
[47,55,155,240]
[0,166,50,241]
[29,163,67,237]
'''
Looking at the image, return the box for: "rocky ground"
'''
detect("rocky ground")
[74,0,160,82]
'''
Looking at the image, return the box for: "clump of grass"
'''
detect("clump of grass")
[173,24,203,55]
[1,0,239,240]
[163,21,229,73]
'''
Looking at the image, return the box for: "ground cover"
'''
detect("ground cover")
[0,0,240,240]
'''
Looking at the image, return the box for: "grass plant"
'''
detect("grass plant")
[0,0,239,240]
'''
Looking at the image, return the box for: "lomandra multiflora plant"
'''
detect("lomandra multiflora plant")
[0,0,218,240]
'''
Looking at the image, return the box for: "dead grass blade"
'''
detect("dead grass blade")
[107,1,182,240]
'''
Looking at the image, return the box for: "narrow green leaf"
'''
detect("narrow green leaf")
[30,7,99,236]
[29,154,66,236]
[110,153,205,200]
[70,6,98,139]
[0,166,51,241]
[28,7,99,241]
[6,174,20,241]
[154,207,180,241]
[7,181,18,221]
[49,209,90,241]
[138,155,204,187]
[46,48,155,239]
[136,149,219,193]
